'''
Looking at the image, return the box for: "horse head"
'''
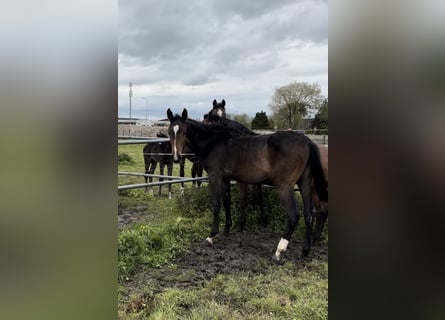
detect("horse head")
[167,108,188,162]
[209,99,226,121]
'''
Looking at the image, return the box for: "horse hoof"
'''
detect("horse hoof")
[301,249,310,258]
[271,254,284,265]
[205,237,213,246]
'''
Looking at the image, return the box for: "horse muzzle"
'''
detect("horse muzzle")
[173,152,181,163]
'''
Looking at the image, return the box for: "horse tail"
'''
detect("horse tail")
[307,141,328,202]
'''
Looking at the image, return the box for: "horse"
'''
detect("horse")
[208,99,227,121]
[312,144,328,242]
[205,99,267,229]
[208,100,328,240]
[167,108,328,259]
[143,132,174,199]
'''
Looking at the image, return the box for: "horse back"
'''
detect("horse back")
[207,132,310,186]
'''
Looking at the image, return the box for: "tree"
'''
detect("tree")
[233,113,252,128]
[270,81,323,130]
[251,111,270,129]
[312,98,328,130]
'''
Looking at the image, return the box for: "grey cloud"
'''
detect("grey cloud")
[118,0,327,117]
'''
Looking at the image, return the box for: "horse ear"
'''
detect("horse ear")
[167,108,174,122]
[212,99,217,107]
[181,108,188,121]
[221,99,226,107]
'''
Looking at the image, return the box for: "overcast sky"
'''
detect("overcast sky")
[118,0,327,120]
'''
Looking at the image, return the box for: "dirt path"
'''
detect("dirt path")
[123,230,328,296]
[118,205,152,229]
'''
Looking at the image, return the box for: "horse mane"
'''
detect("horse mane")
[214,117,256,136]
[206,109,256,136]
[168,109,255,145]
[185,117,255,139]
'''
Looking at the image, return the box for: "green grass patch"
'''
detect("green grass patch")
[118,152,135,165]
[119,262,328,319]
[118,208,209,280]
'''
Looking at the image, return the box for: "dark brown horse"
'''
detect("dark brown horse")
[167,108,328,259]
[143,132,204,197]
[206,99,267,229]
[143,132,173,198]
[208,99,227,121]
[312,144,328,242]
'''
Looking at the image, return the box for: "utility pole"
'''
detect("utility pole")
[142,97,148,124]
[129,82,133,118]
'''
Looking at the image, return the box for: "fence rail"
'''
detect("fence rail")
[118,134,325,191]
[118,176,208,191]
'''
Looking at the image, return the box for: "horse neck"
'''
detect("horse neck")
[185,120,228,157]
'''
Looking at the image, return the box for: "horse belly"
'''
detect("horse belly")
[223,161,270,184]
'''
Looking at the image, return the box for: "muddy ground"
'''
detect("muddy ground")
[119,205,328,299]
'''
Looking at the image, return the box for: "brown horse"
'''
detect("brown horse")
[143,132,173,198]
[167,108,328,259]
[312,144,328,242]
[205,99,267,229]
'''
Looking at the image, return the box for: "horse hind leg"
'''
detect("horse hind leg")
[237,182,248,232]
[273,187,300,261]
[313,205,328,243]
[298,167,315,257]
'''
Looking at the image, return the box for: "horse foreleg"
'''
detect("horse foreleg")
[147,160,157,195]
[222,178,232,235]
[197,164,204,187]
[256,184,267,227]
[237,182,248,232]
[158,163,164,197]
[167,163,173,200]
[144,164,149,192]
[274,188,300,261]
[207,177,222,245]
[191,162,197,187]
[179,158,185,196]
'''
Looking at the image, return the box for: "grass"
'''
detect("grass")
[119,261,328,320]
[118,143,328,319]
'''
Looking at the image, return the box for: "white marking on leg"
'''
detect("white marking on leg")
[205,237,213,245]
[274,238,289,260]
